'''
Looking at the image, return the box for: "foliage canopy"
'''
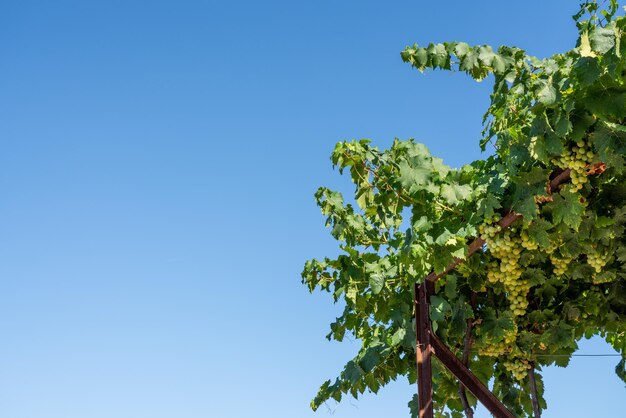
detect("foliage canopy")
[303,2,626,417]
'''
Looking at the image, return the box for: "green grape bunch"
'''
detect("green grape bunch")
[587,249,608,273]
[503,358,531,381]
[552,139,596,192]
[481,221,530,316]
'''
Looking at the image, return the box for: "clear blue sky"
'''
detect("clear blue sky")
[0,1,624,417]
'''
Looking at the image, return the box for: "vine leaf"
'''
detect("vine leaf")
[527,219,553,248]
[537,79,557,105]
[481,308,515,340]
[589,26,616,54]
[548,191,585,230]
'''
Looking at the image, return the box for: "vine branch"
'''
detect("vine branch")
[458,293,476,418]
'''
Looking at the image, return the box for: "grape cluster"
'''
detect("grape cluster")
[483,232,523,281]
[552,139,595,192]
[478,215,502,242]
[546,241,571,277]
[503,358,531,381]
[508,283,531,316]
[589,251,614,284]
[549,254,571,276]
[478,322,530,381]
[520,230,538,251]
[478,328,517,357]
[587,249,607,273]
[480,220,530,316]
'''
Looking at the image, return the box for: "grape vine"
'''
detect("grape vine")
[303,2,626,417]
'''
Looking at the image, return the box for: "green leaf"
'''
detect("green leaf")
[589,26,615,54]
[590,121,626,173]
[432,246,454,274]
[311,380,332,410]
[537,282,557,303]
[615,358,626,385]
[360,346,382,372]
[481,309,515,340]
[529,136,549,162]
[444,275,458,300]
[507,144,531,174]
[415,48,428,67]
[430,295,452,322]
[454,42,471,56]
[398,161,432,192]
[510,167,549,219]
[554,111,572,138]
[409,394,419,418]
[585,92,626,119]
[478,194,502,219]
[549,191,585,230]
[460,48,479,72]
[491,54,507,74]
[450,299,471,336]
[537,79,557,106]
[527,219,553,248]
[440,183,472,205]
[616,244,626,263]
[450,244,466,259]
[573,57,601,86]
[344,361,363,384]
[546,322,575,349]
[391,327,406,346]
[595,216,614,228]
[544,131,565,157]
[434,229,455,246]
[525,268,547,286]
[370,273,385,294]
[513,195,538,219]
[478,46,496,65]
[429,43,449,69]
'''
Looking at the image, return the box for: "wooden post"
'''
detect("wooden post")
[414,282,433,418]
[529,364,542,418]
[415,281,515,418]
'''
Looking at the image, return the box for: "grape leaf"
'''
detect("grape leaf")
[548,191,585,230]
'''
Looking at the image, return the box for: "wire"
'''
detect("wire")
[416,344,624,358]
[535,353,621,357]
[474,352,622,358]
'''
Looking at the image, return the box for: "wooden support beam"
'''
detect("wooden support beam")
[529,364,542,418]
[416,282,514,418]
[430,332,516,418]
[415,282,433,418]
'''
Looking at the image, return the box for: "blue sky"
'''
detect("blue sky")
[0,1,624,417]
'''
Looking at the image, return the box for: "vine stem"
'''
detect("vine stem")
[458,292,478,418]
[458,296,475,418]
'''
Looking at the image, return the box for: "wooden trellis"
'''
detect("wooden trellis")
[412,165,605,418]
